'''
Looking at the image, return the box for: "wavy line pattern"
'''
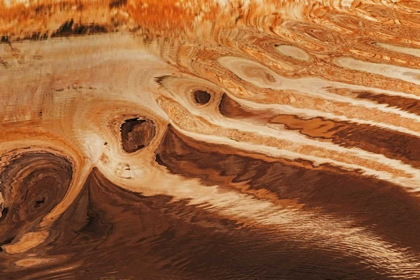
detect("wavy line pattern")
[1,0,420,279]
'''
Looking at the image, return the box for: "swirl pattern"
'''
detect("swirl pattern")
[2,0,420,279]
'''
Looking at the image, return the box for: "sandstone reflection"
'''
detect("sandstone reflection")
[2,0,420,279]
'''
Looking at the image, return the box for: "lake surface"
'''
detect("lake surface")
[1,1,420,279]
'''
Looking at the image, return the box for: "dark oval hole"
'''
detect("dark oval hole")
[193,90,211,105]
[0,207,8,221]
[121,118,156,153]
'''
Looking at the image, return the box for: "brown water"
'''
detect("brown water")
[1,0,420,279]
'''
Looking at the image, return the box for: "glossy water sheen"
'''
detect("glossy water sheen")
[1,1,420,279]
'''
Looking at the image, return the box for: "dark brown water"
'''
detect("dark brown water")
[2,0,420,279]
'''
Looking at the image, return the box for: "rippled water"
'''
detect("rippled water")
[1,0,420,279]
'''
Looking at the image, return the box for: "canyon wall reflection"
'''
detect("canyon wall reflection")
[1,0,420,279]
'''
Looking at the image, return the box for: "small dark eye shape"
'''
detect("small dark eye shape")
[193,90,211,105]
[120,118,156,153]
